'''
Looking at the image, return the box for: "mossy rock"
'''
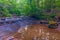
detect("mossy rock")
[48,23,58,29]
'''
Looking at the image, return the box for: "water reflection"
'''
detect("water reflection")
[12,24,60,40]
[0,24,60,40]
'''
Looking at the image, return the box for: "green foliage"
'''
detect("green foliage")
[48,13,56,20]
[40,13,47,20]
[2,7,12,17]
[0,0,21,17]
[49,13,56,18]
[0,0,60,20]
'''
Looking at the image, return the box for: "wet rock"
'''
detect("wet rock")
[48,24,58,29]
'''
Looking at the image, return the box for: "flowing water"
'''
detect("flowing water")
[12,24,60,40]
[0,17,60,40]
[1,24,60,40]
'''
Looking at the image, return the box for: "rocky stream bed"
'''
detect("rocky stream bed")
[0,16,60,40]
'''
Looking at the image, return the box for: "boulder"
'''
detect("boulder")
[48,23,58,29]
